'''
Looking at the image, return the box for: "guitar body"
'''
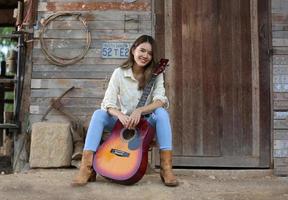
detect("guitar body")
[93,118,155,185]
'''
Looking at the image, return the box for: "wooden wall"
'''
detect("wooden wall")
[272,0,288,175]
[31,0,153,125]
[30,0,288,174]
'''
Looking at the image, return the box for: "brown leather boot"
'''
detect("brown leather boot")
[71,150,96,186]
[160,150,179,187]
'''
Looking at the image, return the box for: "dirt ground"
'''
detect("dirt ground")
[0,168,288,200]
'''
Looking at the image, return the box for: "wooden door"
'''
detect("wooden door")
[154,0,271,167]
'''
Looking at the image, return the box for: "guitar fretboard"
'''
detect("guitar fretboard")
[136,75,157,108]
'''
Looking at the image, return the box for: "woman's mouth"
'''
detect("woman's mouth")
[140,58,148,63]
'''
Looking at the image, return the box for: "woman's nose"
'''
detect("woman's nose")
[143,52,148,57]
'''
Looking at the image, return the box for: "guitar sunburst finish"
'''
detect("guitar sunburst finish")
[94,119,155,184]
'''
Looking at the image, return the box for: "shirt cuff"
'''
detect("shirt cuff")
[153,96,169,109]
[101,103,120,111]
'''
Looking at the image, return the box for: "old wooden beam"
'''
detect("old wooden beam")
[39,2,151,12]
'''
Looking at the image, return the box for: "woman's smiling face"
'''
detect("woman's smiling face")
[132,42,153,68]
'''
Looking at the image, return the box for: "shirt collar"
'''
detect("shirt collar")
[123,67,137,81]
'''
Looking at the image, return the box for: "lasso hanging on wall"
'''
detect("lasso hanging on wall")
[39,12,91,66]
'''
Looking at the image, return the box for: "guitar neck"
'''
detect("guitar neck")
[136,75,157,108]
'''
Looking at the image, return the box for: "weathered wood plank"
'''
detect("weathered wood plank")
[274,100,288,110]
[32,71,113,79]
[32,64,116,71]
[272,13,288,24]
[34,30,150,39]
[30,88,105,98]
[29,114,92,125]
[274,75,288,83]
[31,64,116,79]
[30,114,70,124]
[274,166,288,175]
[274,83,288,92]
[33,39,135,49]
[274,92,288,101]
[33,64,118,72]
[273,38,288,46]
[274,149,288,158]
[251,0,260,158]
[274,130,288,140]
[37,10,151,21]
[273,30,288,38]
[274,157,288,166]
[33,56,125,65]
[30,97,102,107]
[272,24,288,31]
[274,111,288,120]
[258,0,273,167]
[273,47,288,54]
[43,0,147,2]
[274,157,288,175]
[167,155,260,167]
[274,119,288,129]
[44,20,151,30]
[274,140,288,149]
[30,79,106,89]
[30,105,98,115]
[272,0,288,13]
[274,66,288,75]
[33,48,103,58]
[273,55,288,64]
[38,2,151,12]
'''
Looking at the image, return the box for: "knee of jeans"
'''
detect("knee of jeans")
[91,109,108,123]
[154,107,169,122]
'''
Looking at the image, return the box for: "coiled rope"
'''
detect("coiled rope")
[39,12,91,66]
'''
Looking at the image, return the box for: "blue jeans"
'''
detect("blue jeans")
[84,107,173,151]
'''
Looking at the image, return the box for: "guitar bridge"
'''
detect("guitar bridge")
[110,149,130,157]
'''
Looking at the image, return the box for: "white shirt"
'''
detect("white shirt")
[101,67,169,115]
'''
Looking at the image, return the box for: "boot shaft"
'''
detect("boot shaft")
[81,150,94,168]
[160,150,173,169]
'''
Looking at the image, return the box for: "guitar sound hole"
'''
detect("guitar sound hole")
[122,129,136,141]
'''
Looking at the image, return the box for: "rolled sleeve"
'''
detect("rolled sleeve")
[151,74,169,108]
[101,69,120,111]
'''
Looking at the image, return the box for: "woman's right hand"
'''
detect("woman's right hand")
[117,113,130,128]
[107,108,130,128]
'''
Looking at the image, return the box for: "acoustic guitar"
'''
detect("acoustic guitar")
[93,58,169,185]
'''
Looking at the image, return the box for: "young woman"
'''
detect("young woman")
[71,35,179,187]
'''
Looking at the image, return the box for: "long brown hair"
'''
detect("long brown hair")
[121,35,157,90]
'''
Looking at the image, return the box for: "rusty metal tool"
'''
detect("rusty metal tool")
[41,86,75,121]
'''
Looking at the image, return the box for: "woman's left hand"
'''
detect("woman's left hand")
[127,108,143,129]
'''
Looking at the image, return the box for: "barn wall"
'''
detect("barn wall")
[272,0,288,175]
[31,0,153,125]
[30,0,288,174]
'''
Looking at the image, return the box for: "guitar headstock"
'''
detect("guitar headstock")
[153,58,169,75]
